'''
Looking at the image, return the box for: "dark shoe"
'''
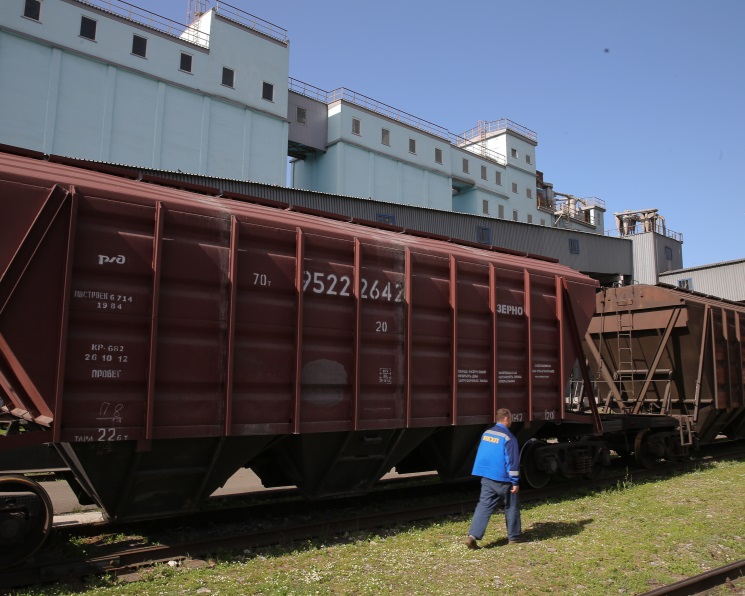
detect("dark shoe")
[465,535,479,550]
[508,536,526,544]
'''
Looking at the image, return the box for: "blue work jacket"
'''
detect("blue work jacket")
[471,423,520,485]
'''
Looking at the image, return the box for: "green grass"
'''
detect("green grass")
[17,459,745,595]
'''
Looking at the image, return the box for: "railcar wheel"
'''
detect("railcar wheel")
[0,475,54,568]
[634,429,659,469]
[520,440,551,489]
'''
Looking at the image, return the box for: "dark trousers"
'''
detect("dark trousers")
[468,477,521,541]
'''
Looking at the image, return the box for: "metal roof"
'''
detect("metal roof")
[660,257,745,275]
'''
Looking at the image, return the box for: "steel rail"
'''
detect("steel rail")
[639,558,745,595]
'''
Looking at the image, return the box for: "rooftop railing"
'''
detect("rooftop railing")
[290,78,509,166]
[326,87,453,140]
[537,194,606,226]
[605,224,683,242]
[214,1,288,43]
[459,119,538,143]
[73,0,209,47]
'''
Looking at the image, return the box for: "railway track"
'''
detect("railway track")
[2,443,744,591]
[640,559,745,595]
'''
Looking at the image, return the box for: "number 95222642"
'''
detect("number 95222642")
[302,271,403,302]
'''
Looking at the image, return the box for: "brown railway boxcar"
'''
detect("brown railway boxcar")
[585,284,745,465]
[0,148,599,564]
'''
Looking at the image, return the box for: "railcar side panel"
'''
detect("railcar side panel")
[0,150,599,518]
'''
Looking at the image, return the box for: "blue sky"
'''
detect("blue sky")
[152,0,744,268]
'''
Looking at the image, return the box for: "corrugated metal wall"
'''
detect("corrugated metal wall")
[133,167,633,280]
[70,160,634,281]
[659,260,745,301]
[630,232,684,285]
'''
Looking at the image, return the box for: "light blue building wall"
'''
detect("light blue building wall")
[0,0,289,185]
[288,95,562,226]
[291,100,538,217]
[292,101,455,210]
[1,0,609,237]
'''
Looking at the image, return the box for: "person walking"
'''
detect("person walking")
[465,408,524,549]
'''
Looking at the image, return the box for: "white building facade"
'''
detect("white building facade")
[0,0,290,185]
[1,0,607,236]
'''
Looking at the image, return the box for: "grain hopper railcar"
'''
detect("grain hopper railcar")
[584,284,745,466]
[0,147,600,565]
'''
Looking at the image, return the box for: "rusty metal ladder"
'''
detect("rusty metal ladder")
[616,308,635,409]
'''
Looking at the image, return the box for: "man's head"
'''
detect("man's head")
[496,408,512,427]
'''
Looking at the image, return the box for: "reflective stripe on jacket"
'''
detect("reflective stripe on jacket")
[471,423,520,485]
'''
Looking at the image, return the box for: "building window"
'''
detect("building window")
[541,219,546,226]
[262,82,274,102]
[527,214,533,224]
[482,200,489,214]
[435,147,442,164]
[222,67,235,88]
[526,154,532,165]
[512,182,518,193]
[23,0,41,20]
[498,205,504,219]
[664,246,673,260]
[409,138,416,154]
[495,171,502,185]
[512,210,519,221]
[180,52,193,73]
[462,158,470,174]
[477,226,491,244]
[131,34,147,58]
[296,107,307,124]
[511,148,518,158]
[381,128,390,146]
[569,238,580,254]
[377,213,396,226]
[481,165,487,180]
[526,188,533,199]
[80,15,97,40]
[677,278,693,291]
[351,118,361,135]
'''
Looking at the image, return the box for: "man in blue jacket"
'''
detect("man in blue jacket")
[465,408,524,548]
